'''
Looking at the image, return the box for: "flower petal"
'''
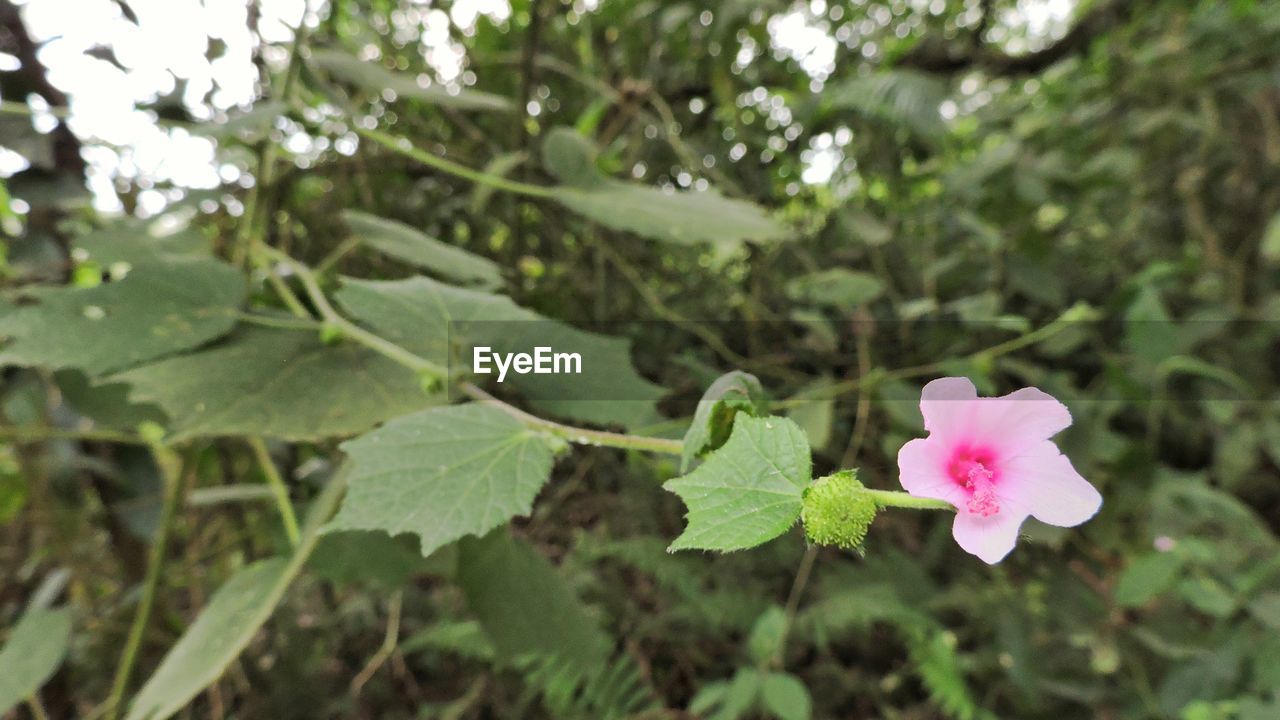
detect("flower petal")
[972,387,1072,455]
[1000,441,1102,527]
[897,437,964,507]
[919,377,978,440]
[951,510,1028,564]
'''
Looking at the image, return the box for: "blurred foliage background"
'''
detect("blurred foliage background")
[3,0,1280,718]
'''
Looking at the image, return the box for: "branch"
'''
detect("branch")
[0,0,85,177]
[259,247,684,457]
[900,0,1139,76]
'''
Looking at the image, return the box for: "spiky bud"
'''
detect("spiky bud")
[801,469,878,551]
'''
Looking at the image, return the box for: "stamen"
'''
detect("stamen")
[964,464,1000,517]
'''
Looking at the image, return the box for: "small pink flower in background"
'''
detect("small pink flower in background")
[896,377,1102,564]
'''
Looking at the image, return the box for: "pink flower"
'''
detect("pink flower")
[896,377,1101,564]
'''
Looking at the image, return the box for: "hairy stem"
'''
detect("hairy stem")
[767,544,819,671]
[863,489,955,511]
[233,12,314,324]
[260,246,447,382]
[351,590,404,695]
[357,127,555,198]
[258,247,684,457]
[0,426,143,445]
[459,382,684,456]
[105,443,183,720]
[247,437,301,547]
[785,301,1095,405]
[27,696,50,720]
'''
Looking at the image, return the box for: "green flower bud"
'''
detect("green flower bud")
[801,469,878,551]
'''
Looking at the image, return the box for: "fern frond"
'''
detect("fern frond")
[513,650,661,720]
[823,70,950,139]
[904,625,984,720]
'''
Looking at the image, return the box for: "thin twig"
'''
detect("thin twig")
[105,443,184,720]
[767,545,819,671]
[260,248,687,456]
[357,128,554,198]
[459,382,684,456]
[351,591,404,695]
[27,695,50,720]
[783,302,1094,406]
[260,246,447,381]
[247,437,301,547]
[236,311,321,331]
[0,426,144,445]
[839,326,874,469]
[314,235,363,275]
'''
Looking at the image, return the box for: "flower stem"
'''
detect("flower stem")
[863,488,955,511]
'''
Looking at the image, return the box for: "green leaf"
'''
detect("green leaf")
[555,182,789,247]
[785,269,883,308]
[1248,592,1280,630]
[1115,552,1184,606]
[707,668,761,720]
[329,404,561,557]
[310,48,512,111]
[838,209,892,246]
[0,607,72,715]
[126,559,288,720]
[341,210,502,288]
[760,672,812,720]
[682,371,768,471]
[112,326,439,440]
[1176,576,1236,618]
[747,606,787,664]
[72,223,209,265]
[54,370,166,431]
[0,456,27,523]
[335,276,665,429]
[308,530,429,589]
[0,254,244,376]
[538,128,788,245]
[665,415,811,552]
[457,530,610,668]
[786,381,834,452]
[689,681,731,716]
[1261,211,1280,263]
[1124,286,1178,368]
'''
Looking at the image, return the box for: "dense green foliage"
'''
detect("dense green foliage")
[3,0,1280,718]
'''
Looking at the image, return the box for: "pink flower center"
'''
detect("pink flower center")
[947,447,1001,517]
